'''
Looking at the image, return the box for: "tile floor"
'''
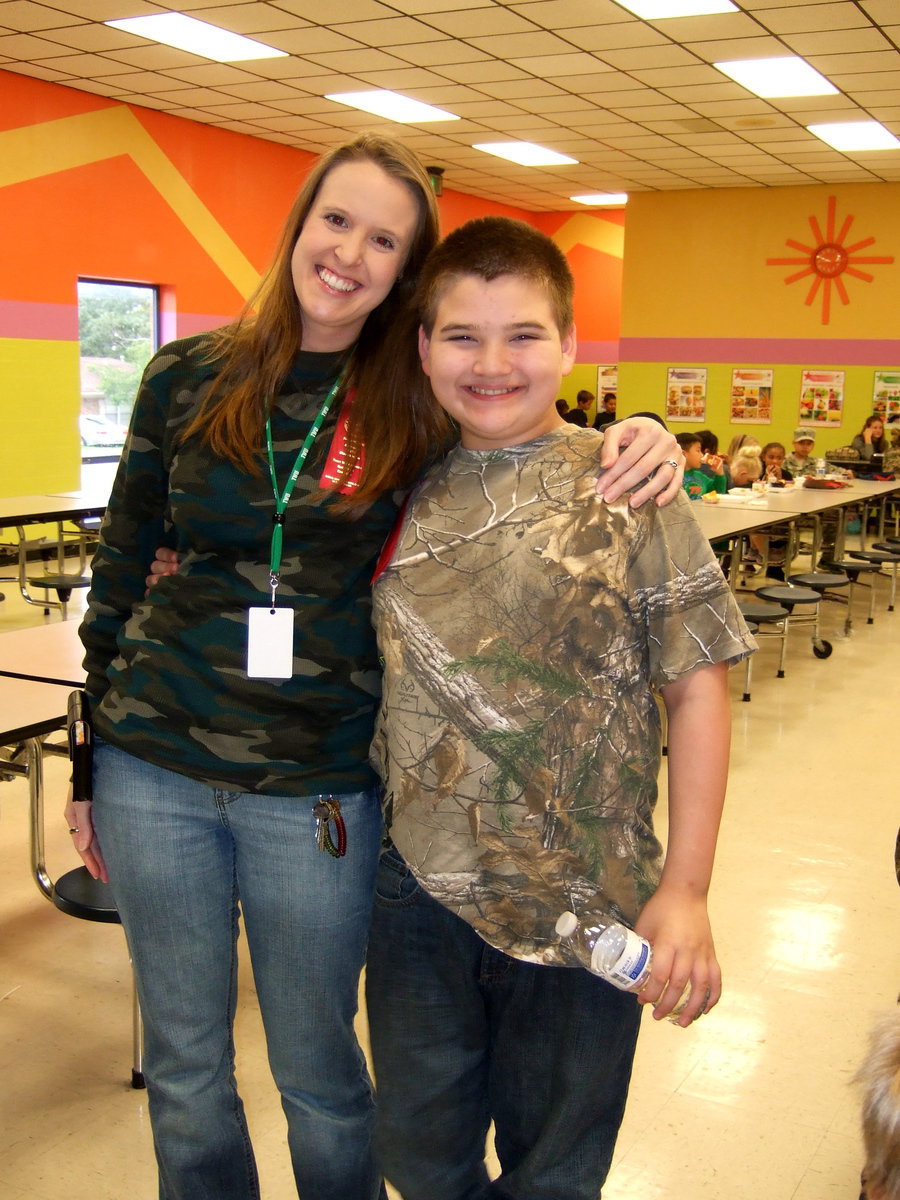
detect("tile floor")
[0,546,897,1199]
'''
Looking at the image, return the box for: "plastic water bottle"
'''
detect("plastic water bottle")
[555,910,652,992]
[815,457,827,477]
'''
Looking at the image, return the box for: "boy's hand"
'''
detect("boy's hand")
[145,545,181,591]
[633,885,722,1027]
[597,417,684,508]
[703,452,724,476]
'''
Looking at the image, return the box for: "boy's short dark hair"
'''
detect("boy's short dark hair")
[417,216,574,335]
[696,429,718,454]
[676,432,701,452]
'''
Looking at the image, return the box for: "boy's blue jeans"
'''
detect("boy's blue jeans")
[92,739,386,1200]
[365,847,643,1200]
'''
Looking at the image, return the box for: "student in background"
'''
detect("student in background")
[729,444,763,488]
[725,432,760,464]
[784,428,816,476]
[563,388,593,426]
[760,442,793,484]
[367,216,754,1200]
[852,416,887,461]
[594,391,618,430]
[677,431,727,499]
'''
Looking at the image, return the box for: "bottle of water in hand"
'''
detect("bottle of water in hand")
[556,910,652,992]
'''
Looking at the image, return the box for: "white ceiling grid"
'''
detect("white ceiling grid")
[1,0,899,209]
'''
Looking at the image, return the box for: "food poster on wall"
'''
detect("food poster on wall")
[872,371,900,424]
[597,364,618,402]
[798,369,844,427]
[665,367,707,422]
[730,369,773,424]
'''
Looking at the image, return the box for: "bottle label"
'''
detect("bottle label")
[594,928,651,990]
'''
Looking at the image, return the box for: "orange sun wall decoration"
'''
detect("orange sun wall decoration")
[766,194,894,325]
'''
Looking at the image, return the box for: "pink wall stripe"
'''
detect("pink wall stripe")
[620,336,900,366]
[576,340,620,364]
[0,298,77,340]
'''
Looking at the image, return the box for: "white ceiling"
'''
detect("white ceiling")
[3,0,900,210]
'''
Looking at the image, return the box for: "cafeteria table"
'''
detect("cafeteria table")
[0,619,86,687]
[0,486,109,615]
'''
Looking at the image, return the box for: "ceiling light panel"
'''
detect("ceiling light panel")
[106,15,288,63]
[473,142,579,166]
[614,1,738,18]
[325,90,459,122]
[715,56,838,97]
[807,120,900,150]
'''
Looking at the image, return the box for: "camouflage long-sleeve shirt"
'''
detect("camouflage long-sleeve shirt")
[371,427,756,964]
[81,333,400,795]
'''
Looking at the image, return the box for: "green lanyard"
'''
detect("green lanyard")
[264,372,344,605]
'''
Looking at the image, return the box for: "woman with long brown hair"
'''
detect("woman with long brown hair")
[68,134,681,1200]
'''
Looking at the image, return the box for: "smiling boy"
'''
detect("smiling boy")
[366,217,754,1200]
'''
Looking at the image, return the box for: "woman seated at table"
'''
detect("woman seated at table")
[851,416,886,462]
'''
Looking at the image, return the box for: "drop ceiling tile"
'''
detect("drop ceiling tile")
[563,22,670,52]
[681,35,785,63]
[0,3,87,32]
[102,45,214,71]
[436,60,530,83]
[33,53,142,77]
[784,28,892,55]
[272,0,396,20]
[195,2,311,33]
[298,47,414,72]
[645,12,763,41]
[598,44,705,71]
[859,0,900,21]
[138,62,265,87]
[422,7,539,37]
[629,64,727,87]
[830,70,900,90]
[35,23,145,53]
[513,52,617,76]
[760,2,869,35]
[807,49,900,73]
[768,95,857,115]
[509,0,639,29]
[331,16,446,46]
[0,30,70,55]
[474,78,568,100]
[393,39,492,67]
[2,59,75,81]
[467,30,579,58]
[212,79,308,100]
[658,81,749,102]
[373,0,495,12]
[263,27,365,54]
[33,0,153,16]
[350,65,456,88]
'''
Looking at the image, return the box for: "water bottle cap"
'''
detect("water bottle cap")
[555,911,578,938]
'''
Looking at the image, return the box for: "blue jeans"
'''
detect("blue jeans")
[92,740,386,1200]
[365,848,642,1200]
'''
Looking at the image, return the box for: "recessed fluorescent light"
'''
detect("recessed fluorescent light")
[615,0,737,17]
[807,121,900,151]
[473,142,578,167]
[571,193,628,206]
[715,56,837,98]
[325,91,458,124]
[106,14,286,62]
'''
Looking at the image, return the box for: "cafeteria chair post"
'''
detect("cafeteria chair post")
[27,734,145,1088]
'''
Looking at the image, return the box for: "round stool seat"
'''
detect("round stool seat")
[819,559,881,578]
[27,573,90,601]
[848,548,900,564]
[738,600,788,623]
[755,585,820,608]
[788,571,849,592]
[52,866,121,923]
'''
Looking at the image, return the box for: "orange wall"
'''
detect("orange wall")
[0,69,625,494]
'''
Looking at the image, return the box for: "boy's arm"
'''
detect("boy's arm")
[634,661,730,1026]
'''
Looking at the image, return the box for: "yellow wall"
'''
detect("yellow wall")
[619,182,900,454]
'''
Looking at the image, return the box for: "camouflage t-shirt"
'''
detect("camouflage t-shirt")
[81,333,400,795]
[371,426,755,965]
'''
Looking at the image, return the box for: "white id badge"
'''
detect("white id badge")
[247,607,294,678]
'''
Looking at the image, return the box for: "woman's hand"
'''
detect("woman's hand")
[145,545,181,591]
[597,417,684,507]
[64,785,109,883]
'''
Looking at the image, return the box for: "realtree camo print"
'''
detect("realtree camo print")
[81,333,400,796]
[371,428,755,965]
